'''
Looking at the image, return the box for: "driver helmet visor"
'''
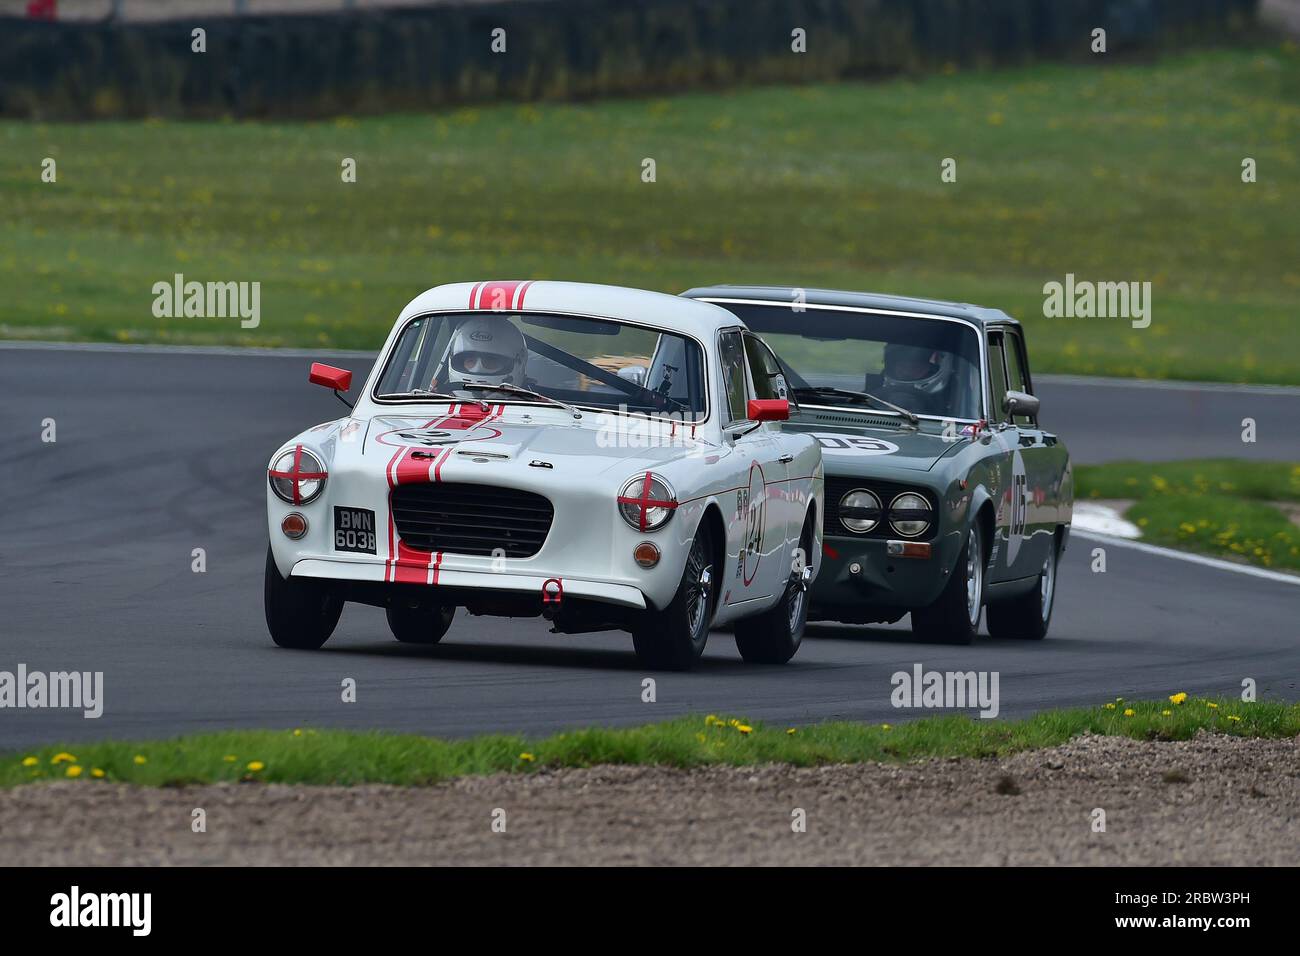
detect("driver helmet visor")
[885,346,939,382]
[451,351,513,376]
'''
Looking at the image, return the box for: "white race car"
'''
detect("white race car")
[265,281,824,669]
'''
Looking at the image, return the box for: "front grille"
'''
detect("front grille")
[390,483,554,558]
[825,475,936,540]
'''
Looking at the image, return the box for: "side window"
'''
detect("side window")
[718,330,751,423]
[1002,330,1033,426]
[987,331,1009,424]
[742,333,787,401]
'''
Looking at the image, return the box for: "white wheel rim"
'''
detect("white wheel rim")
[1040,548,1056,623]
[966,527,982,628]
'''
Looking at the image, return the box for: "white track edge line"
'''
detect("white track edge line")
[1071,530,1300,586]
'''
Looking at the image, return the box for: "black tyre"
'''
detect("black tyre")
[264,546,343,649]
[986,536,1059,641]
[632,522,716,670]
[734,510,815,664]
[386,601,455,644]
[911,524,984,645]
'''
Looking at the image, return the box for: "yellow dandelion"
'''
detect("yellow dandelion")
[1206,702,1219,709]
[246,761,265,772]
[91,768,105,779]
[65,765,83,778]
[292,729,303,737]
[1104,702,1117,710]
[704,714,720,726]
[1169,692,1188,705]
[1227,715,1242,722]
[519,752,536,763]
[132,755,147,765]
[51,752,76,764]
[786,728,797,735]
[736,725,752,735]
[20,756,38,767]
[1162,710,1172,716]
[881,724,892,731]
[1123,708,1135,717]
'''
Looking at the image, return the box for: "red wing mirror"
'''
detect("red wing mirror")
[309,363,353,392]
[747,398,790,422]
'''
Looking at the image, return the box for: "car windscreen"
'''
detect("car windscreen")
[720,304,983,421]
[373,311,707,416]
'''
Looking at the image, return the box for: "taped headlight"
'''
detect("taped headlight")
[269,446,327,505]
[617,473,677,532]
[889,492,932,538]
[838,489,882,534]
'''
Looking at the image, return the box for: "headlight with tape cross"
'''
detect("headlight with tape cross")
[617,473,677,532]
[268,446,328,505]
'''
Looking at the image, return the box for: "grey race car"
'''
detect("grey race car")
[682,286,1073,644]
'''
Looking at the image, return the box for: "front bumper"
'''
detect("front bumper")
[291,556,647,609]
[813,529,963,614]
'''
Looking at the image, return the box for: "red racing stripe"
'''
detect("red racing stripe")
[472,280,524,310]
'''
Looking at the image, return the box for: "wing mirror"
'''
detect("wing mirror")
[617,365,648,386]
[747,398,790,422]
[1003,390,1040,418]
[310,363,354,408]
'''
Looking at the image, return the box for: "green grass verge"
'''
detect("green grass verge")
[3,45,1299,383]
[5,697,1294,788]
[1075,459,1300,571]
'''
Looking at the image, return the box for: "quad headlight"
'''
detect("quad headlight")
[269,447,327,505]
[617,473,677,532]
[889,492,932,538]
[838,489,882,534]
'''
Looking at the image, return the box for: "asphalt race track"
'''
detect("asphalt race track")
[2,344,1297,750]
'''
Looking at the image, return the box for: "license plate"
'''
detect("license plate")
[333,507,377,554]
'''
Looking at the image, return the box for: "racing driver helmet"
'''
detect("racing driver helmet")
[445,315,528,387]
[881,343,953,401]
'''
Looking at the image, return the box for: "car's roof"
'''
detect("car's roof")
[681,284,1019,328]
[398,281,740,339]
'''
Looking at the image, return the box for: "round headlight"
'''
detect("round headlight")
[889,492,932,538]
[269,447,327,505]
[618,473,677,532]
[838,489,882,534]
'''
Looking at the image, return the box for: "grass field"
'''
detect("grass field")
[2,45,1298,383]
[4,697,1293,788]
[1075,458,1300,571]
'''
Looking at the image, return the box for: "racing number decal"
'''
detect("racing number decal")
[1004,449,1027,565]
[813,434,899,455]
[736,461,766,587]
[1010,473,1027,538]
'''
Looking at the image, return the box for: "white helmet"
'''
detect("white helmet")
[445,316,527,387]
[882,343,953,397]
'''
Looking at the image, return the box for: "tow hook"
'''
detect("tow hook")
[796,565,813,592]
[541,578,564,618]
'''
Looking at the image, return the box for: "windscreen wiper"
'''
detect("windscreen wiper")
[792,386,919,426]
[456,381,584,419]
[378,388,491,412]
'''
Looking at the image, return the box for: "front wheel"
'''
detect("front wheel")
[911,524,984,645]
[734,510,815,664]
[987,537,1059,641]
[632,522,715,671]
[264,546,343,649]
[386,601,455,644]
